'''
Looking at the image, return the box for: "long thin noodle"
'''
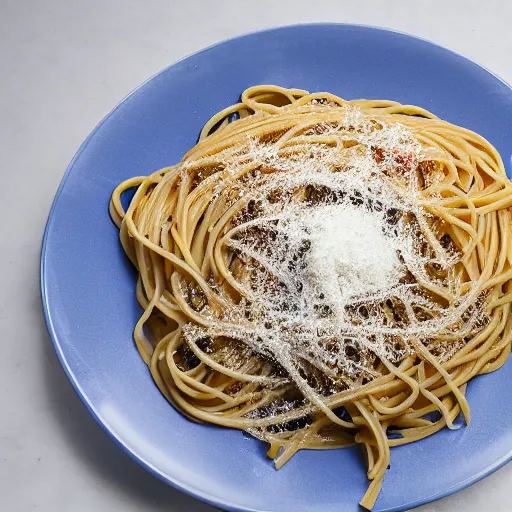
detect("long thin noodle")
[110,85,512,510]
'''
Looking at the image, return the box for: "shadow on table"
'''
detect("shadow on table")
[38,306,216,512]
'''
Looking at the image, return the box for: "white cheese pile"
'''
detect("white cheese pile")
[301,204,402,305]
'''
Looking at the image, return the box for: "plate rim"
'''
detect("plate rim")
[40,22,512,512]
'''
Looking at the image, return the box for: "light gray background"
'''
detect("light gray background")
[2,1,512,510]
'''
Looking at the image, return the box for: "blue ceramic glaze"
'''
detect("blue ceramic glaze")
[41,24,512,512]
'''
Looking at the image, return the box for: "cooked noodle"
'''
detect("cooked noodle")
[110,85,512,509]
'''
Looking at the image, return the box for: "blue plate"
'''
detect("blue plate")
[41,24,512,512]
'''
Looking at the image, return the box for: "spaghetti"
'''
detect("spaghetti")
[110,85,512,509]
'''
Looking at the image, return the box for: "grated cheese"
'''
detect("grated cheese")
[302,204,402,305]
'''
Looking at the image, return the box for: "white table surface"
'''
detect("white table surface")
[3,1,512,510]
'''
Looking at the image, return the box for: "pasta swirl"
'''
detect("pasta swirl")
[110,85,512,509]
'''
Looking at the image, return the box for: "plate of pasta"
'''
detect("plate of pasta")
[41,24,512,512]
